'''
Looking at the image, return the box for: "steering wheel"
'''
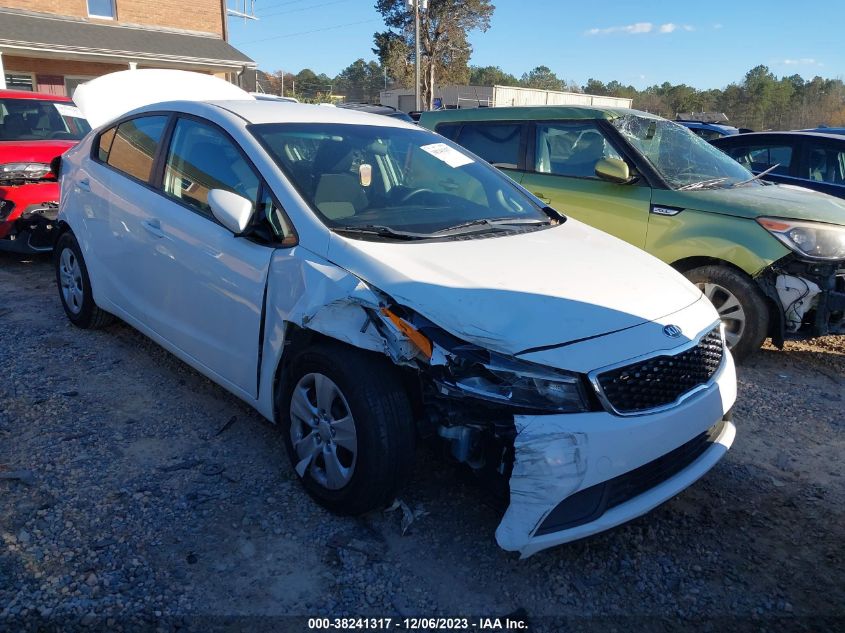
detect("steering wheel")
[398,188,436,204]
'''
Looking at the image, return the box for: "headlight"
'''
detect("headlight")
[0,162,53,182]
[758,217,845,261]
[441,350,589,413]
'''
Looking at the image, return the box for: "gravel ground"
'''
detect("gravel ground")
[1,252,843,633]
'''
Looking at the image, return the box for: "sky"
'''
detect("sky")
[226,0,844,90]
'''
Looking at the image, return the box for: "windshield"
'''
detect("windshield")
[251,123,550,237]
[612,114,754,190]
[0,98,91,141]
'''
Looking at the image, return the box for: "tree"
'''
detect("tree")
[333,59,385,103]
[469,65,519,87]
[520,65,563,91]
[373,0,494,109]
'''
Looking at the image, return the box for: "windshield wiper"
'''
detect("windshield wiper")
[677,177,729,191]
[435,217,551,235]
[334,225,428,240]
[731,163,781,187]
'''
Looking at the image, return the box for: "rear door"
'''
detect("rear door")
[94,114,171,313]
[797,137,845,199]
[432,121,526,184]
[519,120,652,247]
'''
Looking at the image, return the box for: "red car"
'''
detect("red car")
[0,89,90,253]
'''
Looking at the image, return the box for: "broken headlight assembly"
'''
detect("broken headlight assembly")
[757,217,845,261]
[376,305,590,413]
[433,347,589,413]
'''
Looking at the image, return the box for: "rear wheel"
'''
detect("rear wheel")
[54,232,114,329]
[279,342,415,515]
[683,265,768,362]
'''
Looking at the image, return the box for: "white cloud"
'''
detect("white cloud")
[782,58,820,66]
[713,23,724,29]
[587,22,694,36]
[586,22,654,35]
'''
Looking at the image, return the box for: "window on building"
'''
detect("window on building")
[4,73,35,91]
[87,0,116,19]
[107,116,168,183]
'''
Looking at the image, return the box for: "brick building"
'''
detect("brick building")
[0,0,256,97]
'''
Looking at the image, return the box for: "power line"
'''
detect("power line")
[259,0,353,19]
[233,18,382,44]
[254,0,314,12]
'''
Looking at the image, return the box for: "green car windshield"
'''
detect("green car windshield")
[612,114,754,190]
[251,123,550,237]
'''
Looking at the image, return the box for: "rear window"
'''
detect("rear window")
[0,98,90,141]
[106,116,168,183]
[452,123,523,169]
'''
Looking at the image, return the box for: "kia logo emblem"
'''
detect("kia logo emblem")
[663,324,683,338]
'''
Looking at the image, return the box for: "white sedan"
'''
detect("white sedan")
[55,85,736,557]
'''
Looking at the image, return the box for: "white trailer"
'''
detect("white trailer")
[379,85,632,112]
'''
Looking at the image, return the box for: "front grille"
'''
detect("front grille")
[594,326,723,415]
[535,419,726,535]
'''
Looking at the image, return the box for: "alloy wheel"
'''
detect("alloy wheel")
[289,372,358,490]
[697,281,746,349]
[59,247,84,315]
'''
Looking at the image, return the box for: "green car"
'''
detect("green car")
[420,107,845,360]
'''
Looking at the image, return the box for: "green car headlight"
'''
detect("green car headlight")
[757,217,845,261]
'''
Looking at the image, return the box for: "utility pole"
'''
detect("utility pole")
[407,0,427,111]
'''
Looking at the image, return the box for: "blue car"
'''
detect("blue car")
[712,130,845,199]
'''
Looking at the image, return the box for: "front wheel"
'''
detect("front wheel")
[279,342,415,515]
[683,265,768,363]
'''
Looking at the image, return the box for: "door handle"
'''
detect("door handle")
[142,219,164,239]
[77,178,90,192]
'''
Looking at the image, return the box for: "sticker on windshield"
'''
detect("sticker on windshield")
[53,103,83,119]
[420,143,474,168]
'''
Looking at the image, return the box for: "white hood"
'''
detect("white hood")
[72,69,255,128]
[325,219,703,357]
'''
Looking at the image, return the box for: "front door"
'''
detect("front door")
[129,116,274,397]
[519,121,652,248]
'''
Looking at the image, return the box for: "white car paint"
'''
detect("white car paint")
[59,81,737,556]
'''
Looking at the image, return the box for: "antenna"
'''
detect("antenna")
[227,0,258,22]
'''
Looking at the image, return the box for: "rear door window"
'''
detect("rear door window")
[725,143,793,175]
[534,122,622,178]
[106,116,168,183]
[453,123,523,169]
[803,142,845,185]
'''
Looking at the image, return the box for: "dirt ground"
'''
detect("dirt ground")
[1,251,843,633]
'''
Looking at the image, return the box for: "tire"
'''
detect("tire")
[279,342,415,515]
[683,265,768,363]
[54,231,114,329]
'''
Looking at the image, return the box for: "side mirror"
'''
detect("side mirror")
[595,158,632,184]
[208,189,253,234]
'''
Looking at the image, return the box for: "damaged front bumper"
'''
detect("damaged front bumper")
[496,350,736,558]
[759,256,845,343]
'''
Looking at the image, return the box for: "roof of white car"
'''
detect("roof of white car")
[207,100,420,129]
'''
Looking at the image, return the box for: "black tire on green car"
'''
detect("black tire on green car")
[683,264,769,363]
